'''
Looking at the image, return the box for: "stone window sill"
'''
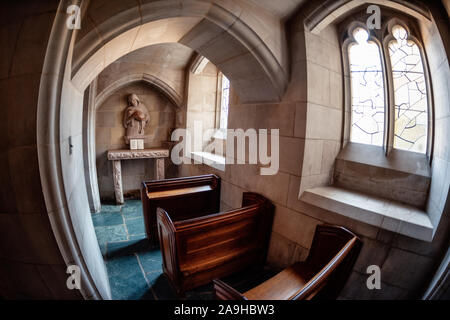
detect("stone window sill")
[334,142,431,209]
[300,186,434,242]
[190,151,226,171]
[212,129,227,140]
[338,142,431,178]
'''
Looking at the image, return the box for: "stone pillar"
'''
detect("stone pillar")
[83,80,101,213]
[112,160,124,204]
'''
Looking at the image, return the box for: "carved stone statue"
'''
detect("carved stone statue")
[123,94,150,144]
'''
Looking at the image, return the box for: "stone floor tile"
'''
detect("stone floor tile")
[92,212,124,227]
[126,217,146,235]
[94,225,127,245]
[129,234,147,241]
[99,204,123,214]
[107,239,150,258]
[137,250,163,273]
[106,255,151,300]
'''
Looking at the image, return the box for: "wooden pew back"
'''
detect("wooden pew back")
[213,225,362,300]
[290,235,359,300]
[302,225,362,299]
[141,174,220,245]
[157,192,274,294]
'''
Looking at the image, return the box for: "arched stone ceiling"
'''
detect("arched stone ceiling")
[71,0,290,103]
[95,42,194,107]
[246,0,307,19]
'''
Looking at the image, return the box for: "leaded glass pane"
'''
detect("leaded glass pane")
[389,25,428,153]
[220,75,230,130]
[349,28,385,146]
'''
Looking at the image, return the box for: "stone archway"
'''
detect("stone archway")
[37,0,105,300]
[84,72,183,213]
[37,0,290,299]
[95,73,183,110]
[71,0,289,103]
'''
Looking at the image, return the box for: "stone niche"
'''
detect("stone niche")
[96,82,176,200]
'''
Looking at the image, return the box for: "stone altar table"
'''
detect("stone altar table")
[107,148,170,204]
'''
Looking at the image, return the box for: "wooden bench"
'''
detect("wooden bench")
[213,225,362,300]
[141,175,221,245]
[157,192,274,295]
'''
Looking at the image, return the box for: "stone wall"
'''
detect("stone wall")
[60,41,111,299]
[420,2,450,228]
[96,82,176,200]
[294,24,343,196]
[179,1,450,299]
[0,1,82,299]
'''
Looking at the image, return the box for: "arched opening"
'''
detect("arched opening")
[28,0,449,301]
[37,0,289,299]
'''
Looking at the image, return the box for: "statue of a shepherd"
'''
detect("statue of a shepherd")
[123,93,150,144]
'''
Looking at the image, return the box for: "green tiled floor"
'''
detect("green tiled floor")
[92,200,213,300]
[92,199,277,300]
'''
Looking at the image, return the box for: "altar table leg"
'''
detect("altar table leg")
[155,158,165,180]
[112,160,124,205]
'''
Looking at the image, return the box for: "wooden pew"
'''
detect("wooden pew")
[141,175,221,245]
[157,192,274,295]
[213,225,362,300]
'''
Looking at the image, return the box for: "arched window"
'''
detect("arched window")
[389,25,428,153]
[344,20,431,156]
[219,74,230,130]
[348,28,385,146]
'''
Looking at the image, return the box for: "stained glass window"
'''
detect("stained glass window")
[389,25,428,153]
[349,28,385,146]
[220,75,230,130]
